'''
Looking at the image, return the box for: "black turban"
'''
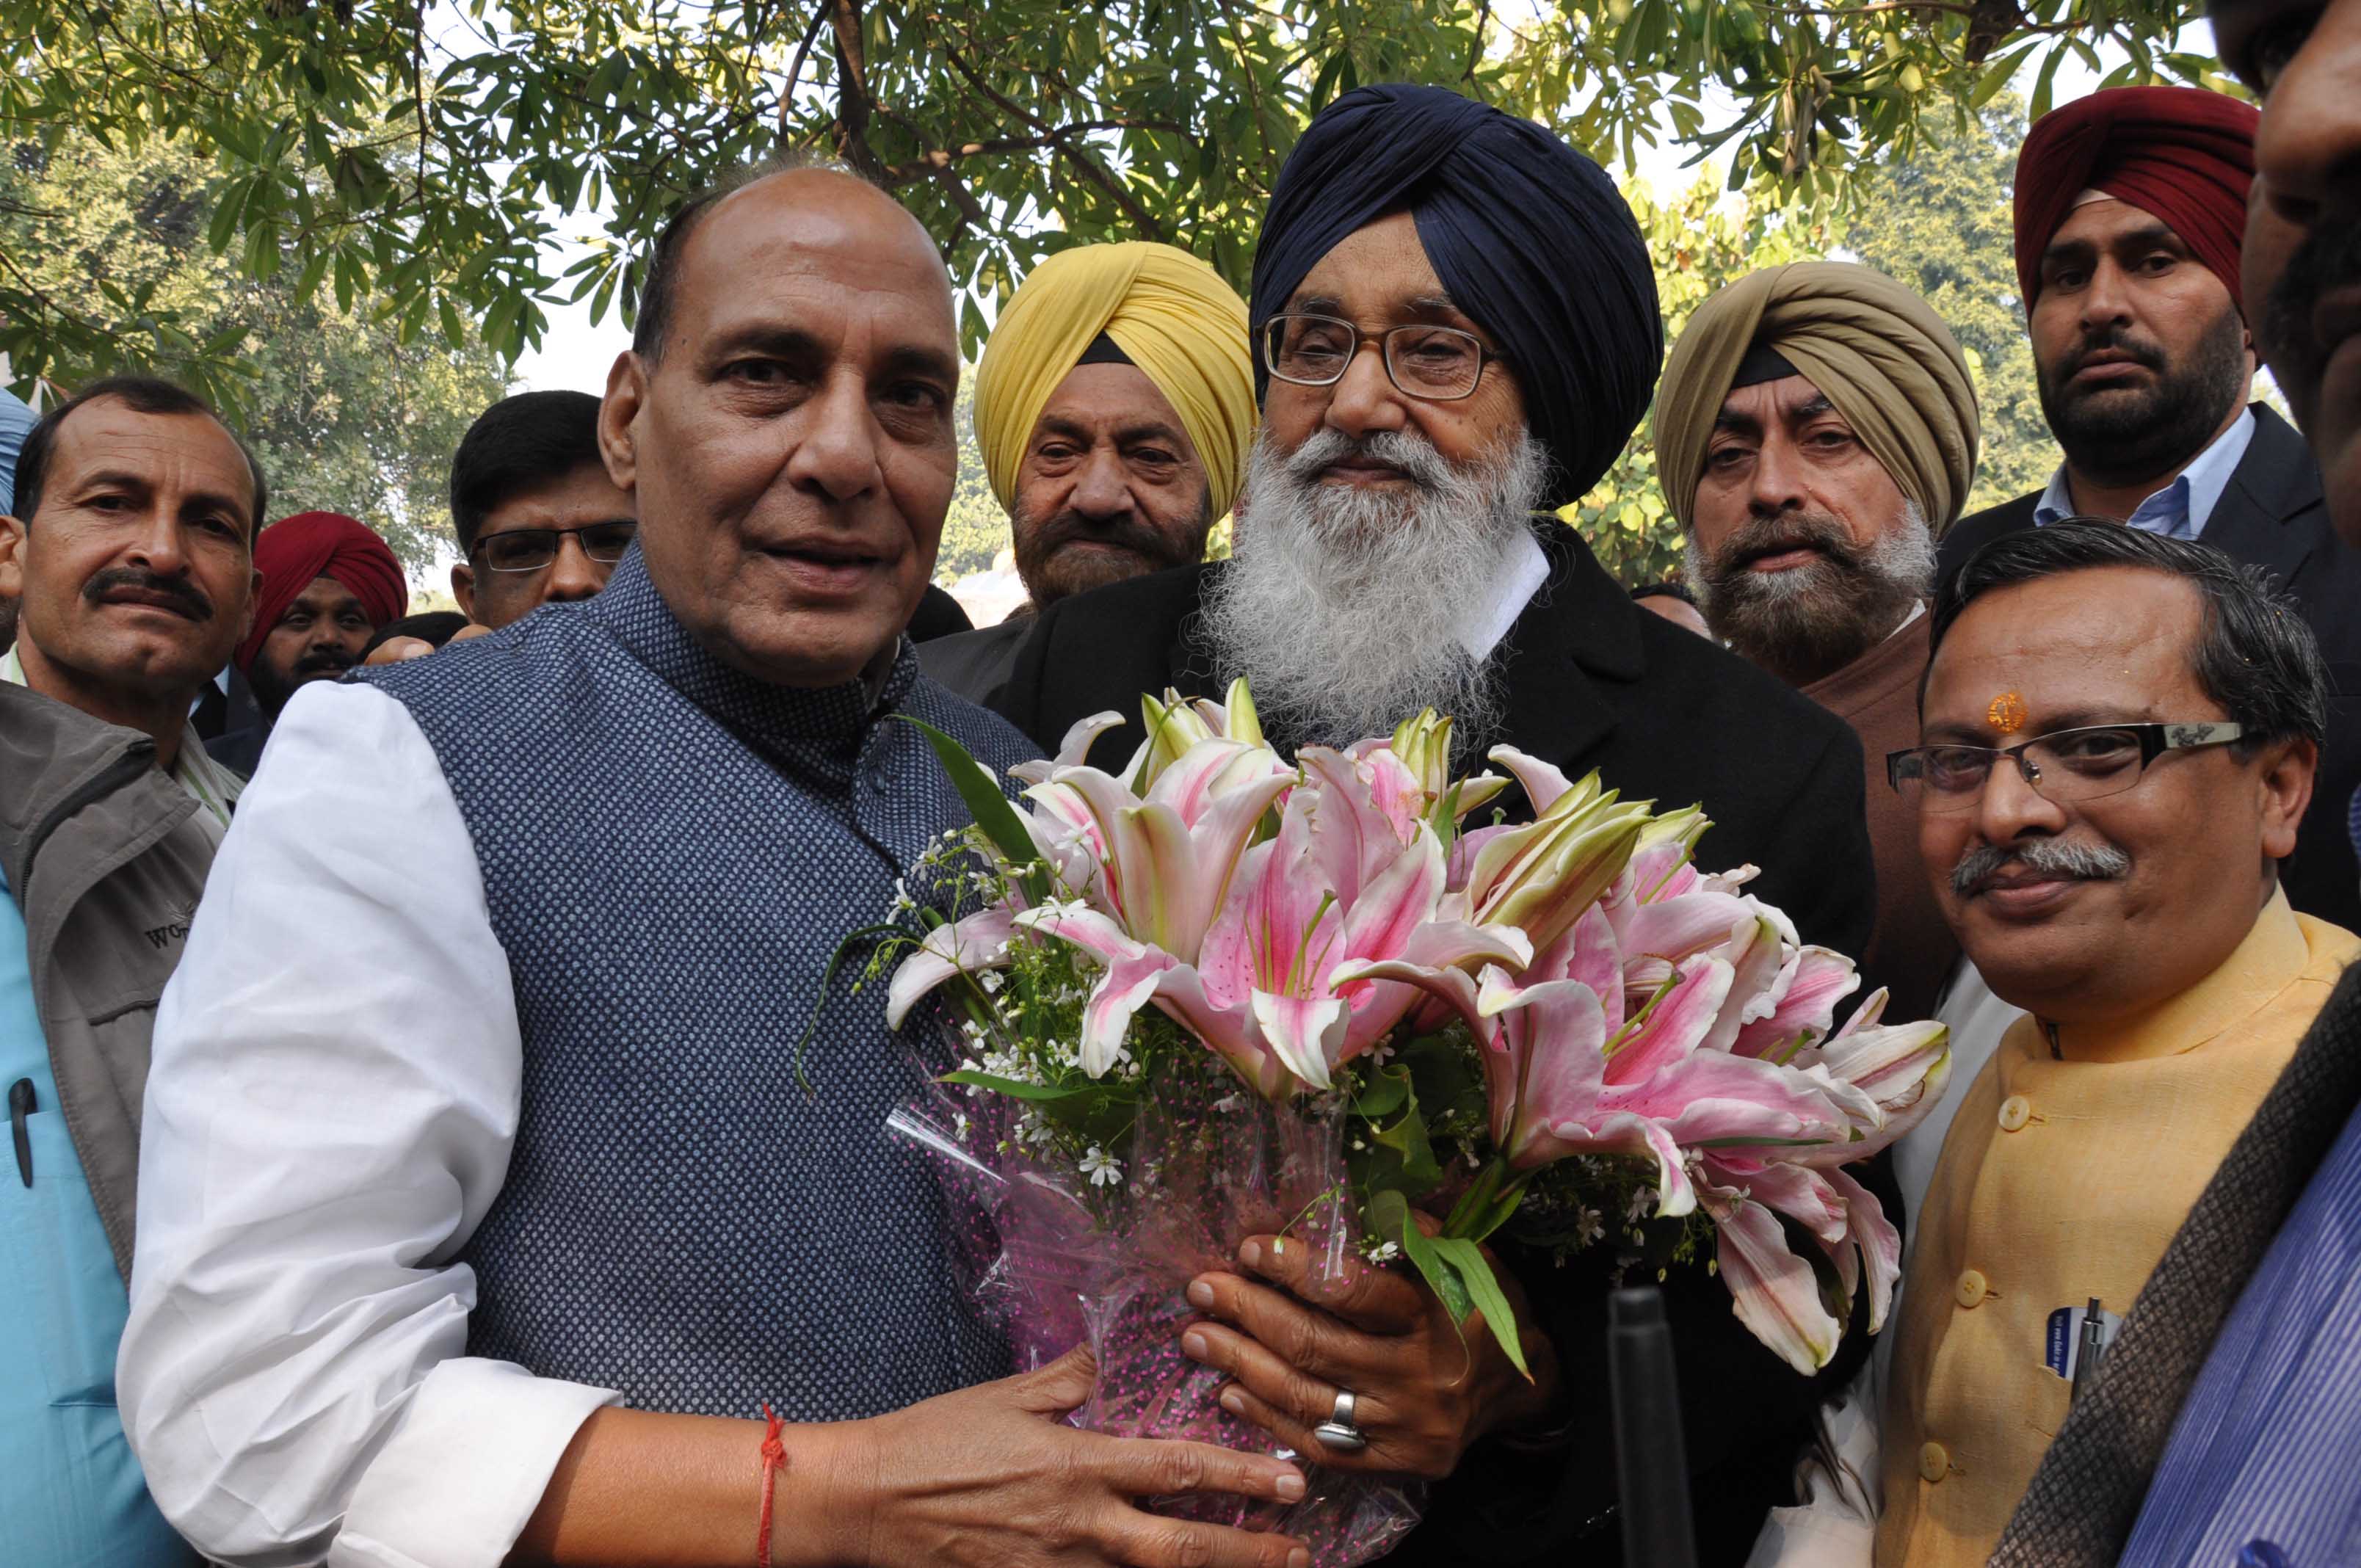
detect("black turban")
[1249,84,1662,509]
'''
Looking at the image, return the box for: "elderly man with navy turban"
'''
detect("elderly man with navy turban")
[996,84,1882,1565]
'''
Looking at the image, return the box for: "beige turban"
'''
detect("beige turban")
[973,242,1255,521]
[1653,261,1981,535]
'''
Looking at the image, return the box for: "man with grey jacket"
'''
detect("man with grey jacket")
[0,370,262,1563]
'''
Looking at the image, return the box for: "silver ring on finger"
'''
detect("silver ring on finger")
[1311,1387,1368,1454]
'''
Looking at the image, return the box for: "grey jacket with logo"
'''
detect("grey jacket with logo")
[0,679,216,1281]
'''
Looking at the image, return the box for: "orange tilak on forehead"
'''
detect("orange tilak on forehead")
[1987,692,2029,735]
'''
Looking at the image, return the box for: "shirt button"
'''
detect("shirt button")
[1998,1095,2032,1132]
[1954,1269,1989,1309]
[2237,1544,2293,1568]
[1919,1442,1950,1484]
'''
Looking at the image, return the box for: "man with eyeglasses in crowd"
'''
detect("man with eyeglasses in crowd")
[366,391,637,667]
[1871,520,2354,1568]
[998,83,1881,1564]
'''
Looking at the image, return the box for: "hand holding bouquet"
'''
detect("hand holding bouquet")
[865,681,1948,1564]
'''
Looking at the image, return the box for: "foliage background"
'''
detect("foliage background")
[0,136,509,567]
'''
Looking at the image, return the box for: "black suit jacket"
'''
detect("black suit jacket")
[1941,405,2361,932]
[996,524,1885,1564]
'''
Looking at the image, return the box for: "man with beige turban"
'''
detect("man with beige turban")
[1655,259,1980,1023]
[921,241,1254,705]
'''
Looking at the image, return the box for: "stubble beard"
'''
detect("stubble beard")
[2037,300,2250,490]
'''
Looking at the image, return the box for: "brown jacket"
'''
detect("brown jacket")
[0,679,217,1279]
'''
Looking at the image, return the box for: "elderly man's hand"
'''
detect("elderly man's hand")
[818,1346,1311,1568]
[1177,1233,1562,1482]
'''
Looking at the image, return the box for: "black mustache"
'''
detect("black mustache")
[2059,328,2167,383]
[2264,213,2361,372]
[292,647,357,678]
[82,566,212,623]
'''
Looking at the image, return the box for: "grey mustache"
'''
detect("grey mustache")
[1951,839,2130,899]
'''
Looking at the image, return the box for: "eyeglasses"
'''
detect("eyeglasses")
[1259,313,1504,402]
[1887,722,2246,813]
[471,520,637,573]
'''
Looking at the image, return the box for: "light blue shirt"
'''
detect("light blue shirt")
[0,867,193,1567]
[2122,1095,2361,1568]
[2032,407,2258,540]
[0,385,35,516]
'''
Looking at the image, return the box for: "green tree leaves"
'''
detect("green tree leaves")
[0,0,2223,391]
[1,134,509,568]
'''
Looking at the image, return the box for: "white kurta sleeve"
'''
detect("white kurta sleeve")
[118,680,620,1568]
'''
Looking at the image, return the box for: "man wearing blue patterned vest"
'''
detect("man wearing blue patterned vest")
[117,159,1313,1568]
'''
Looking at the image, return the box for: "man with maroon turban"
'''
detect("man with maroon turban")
[1940,85,2361,938]
[208,510,406,775]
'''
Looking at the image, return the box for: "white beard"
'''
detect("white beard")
[1199,426,1548,752]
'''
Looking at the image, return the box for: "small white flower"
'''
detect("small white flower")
[953,1112,971,1141]
[1575,1207,1605,1247]
[1211,1092,1246,1114]
[979,971,1004,994]
[1080,1146,1123,1187]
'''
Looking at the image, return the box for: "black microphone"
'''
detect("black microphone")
[1609,1285,1699,1568]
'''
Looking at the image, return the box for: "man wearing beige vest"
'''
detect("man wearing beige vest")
[1872,520,2355,1567]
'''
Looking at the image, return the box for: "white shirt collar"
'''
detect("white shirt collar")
[1458,526,1551,661]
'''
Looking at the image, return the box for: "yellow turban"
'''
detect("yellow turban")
[973,242,1255,521]
[1653,261,1981,537]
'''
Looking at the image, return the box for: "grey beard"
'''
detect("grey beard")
[1685,501,1935,683]
[1200,427,1548,755]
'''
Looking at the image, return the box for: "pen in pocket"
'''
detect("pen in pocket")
[9,1078,35,1186]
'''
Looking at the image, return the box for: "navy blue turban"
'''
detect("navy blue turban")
[1249,84,1662,509]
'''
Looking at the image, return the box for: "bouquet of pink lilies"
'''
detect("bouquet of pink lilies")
[868,680,1948,1564]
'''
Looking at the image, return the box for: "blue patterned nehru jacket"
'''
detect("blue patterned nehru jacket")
[355,548,1042,1420]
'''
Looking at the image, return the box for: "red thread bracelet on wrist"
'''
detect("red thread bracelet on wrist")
[755,1403,787,1568]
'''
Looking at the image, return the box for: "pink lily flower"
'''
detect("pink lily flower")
[1346,910,1853,1214]
[1016,784,1527,1095]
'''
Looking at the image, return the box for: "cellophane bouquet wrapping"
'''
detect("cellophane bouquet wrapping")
[860,680,1951,1567]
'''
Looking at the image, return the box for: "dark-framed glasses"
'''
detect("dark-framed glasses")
[1887,722,2246,813]
[1259,312,1503,402]
[471,520,637,573]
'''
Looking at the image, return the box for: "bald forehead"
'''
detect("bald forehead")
[683,169,951,316]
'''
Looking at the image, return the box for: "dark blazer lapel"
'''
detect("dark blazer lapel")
[2196,404,2327,584]
[1495,526,1643,783]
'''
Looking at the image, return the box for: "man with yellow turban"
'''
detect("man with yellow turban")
[1655,259,1979,1023]
[920,241,1252,704]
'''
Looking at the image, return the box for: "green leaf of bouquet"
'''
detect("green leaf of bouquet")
[795,920,912,1094]
[1351,1062,1411,1119]
[1369,1087,1443,1195]
[896,716,1045,892]
[1442,1157,1529,1244]
[937,1070,1095,1102]
[1429,1235,1533,1379]
[1371,1188,1475,1325]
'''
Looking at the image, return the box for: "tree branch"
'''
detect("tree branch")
[778,0,830,143]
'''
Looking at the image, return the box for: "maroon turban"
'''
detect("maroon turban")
[2013,86,2259,315]
[236,510,408,672]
